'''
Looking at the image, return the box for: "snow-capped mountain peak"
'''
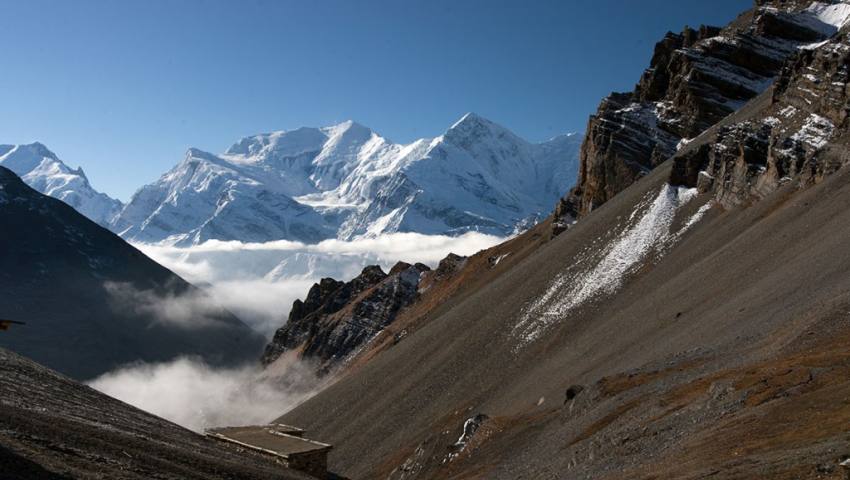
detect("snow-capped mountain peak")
[0,142,123,227]
[225,127,327,160]
[448,112,512,136]
[108,114,582,245]
[0,142,60,174]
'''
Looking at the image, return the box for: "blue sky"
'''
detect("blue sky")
[1,0,750,200]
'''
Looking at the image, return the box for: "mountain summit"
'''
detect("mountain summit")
[0,142,123,227]
[111,115,582,245]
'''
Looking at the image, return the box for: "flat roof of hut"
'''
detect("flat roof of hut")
[206,424,331,478]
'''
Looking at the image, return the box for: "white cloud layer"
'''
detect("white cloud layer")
[134,232,503,337]
[91,232,504,432]
[88,352,325,432]
[103,281,235,330]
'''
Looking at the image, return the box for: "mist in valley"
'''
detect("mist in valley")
[90,232,504,431]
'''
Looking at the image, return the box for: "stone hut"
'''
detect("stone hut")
[206,424,331,478]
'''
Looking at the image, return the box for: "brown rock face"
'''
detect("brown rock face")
[671,34,850,207]
[555,0,837,229]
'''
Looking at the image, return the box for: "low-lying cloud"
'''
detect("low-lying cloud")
[103,281,235,330]
[91,232,505,431]
[134,232,504,337]
[88,352,325,432]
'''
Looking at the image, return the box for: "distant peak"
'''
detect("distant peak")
[0,142,63,175]
[449,112,490,130]
[184,147,220,162]
[445,112,519,144]
[323,119,373,138]
[22,141,59,160]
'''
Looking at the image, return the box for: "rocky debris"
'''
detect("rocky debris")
[555,0,841,231]
[487,253,510,268]
[446,414,489,462]
[417,253,468,292]
[564,385,585,404]
[839,458,850,477]
[671,31,850,207]
[434,253,467,278]
[262,262,431,372]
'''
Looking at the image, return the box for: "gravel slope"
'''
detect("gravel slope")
[280,152,850,479]
[0,348,313,480]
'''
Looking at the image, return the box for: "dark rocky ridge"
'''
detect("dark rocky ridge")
[262,261,434,372]
[0,348,312,480]
[554,0,838,233]
[0,167,265,380]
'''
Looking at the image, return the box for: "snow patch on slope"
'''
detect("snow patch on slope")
[791,1,850,37]
[805,1,850,33]
[513,184,706,346]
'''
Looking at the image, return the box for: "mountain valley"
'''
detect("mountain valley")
[5,0,850,479]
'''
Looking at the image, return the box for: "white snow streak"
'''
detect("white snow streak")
[513,184,704,346]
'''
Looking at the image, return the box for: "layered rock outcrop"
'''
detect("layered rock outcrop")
[262,262,432,372]
[671,31,850,206]
[555,0,843,233]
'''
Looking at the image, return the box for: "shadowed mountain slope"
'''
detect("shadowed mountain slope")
[0,166,265,380]
[0,348,312,480]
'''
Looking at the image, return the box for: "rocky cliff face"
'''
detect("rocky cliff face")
[554,0,846,233]
[671,31,850,206]
[262,262,433,372]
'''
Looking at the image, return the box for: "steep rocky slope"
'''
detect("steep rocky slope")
[0,348,312,480]
[274,3,850,479]
[281,151,850,480]
[112,114,581,245]
[555,0,849,230]
[0,142,123,227]
[0,166,265,379]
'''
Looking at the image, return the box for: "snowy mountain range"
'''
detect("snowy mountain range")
[0,143,123,227]
[5,114,581,245]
